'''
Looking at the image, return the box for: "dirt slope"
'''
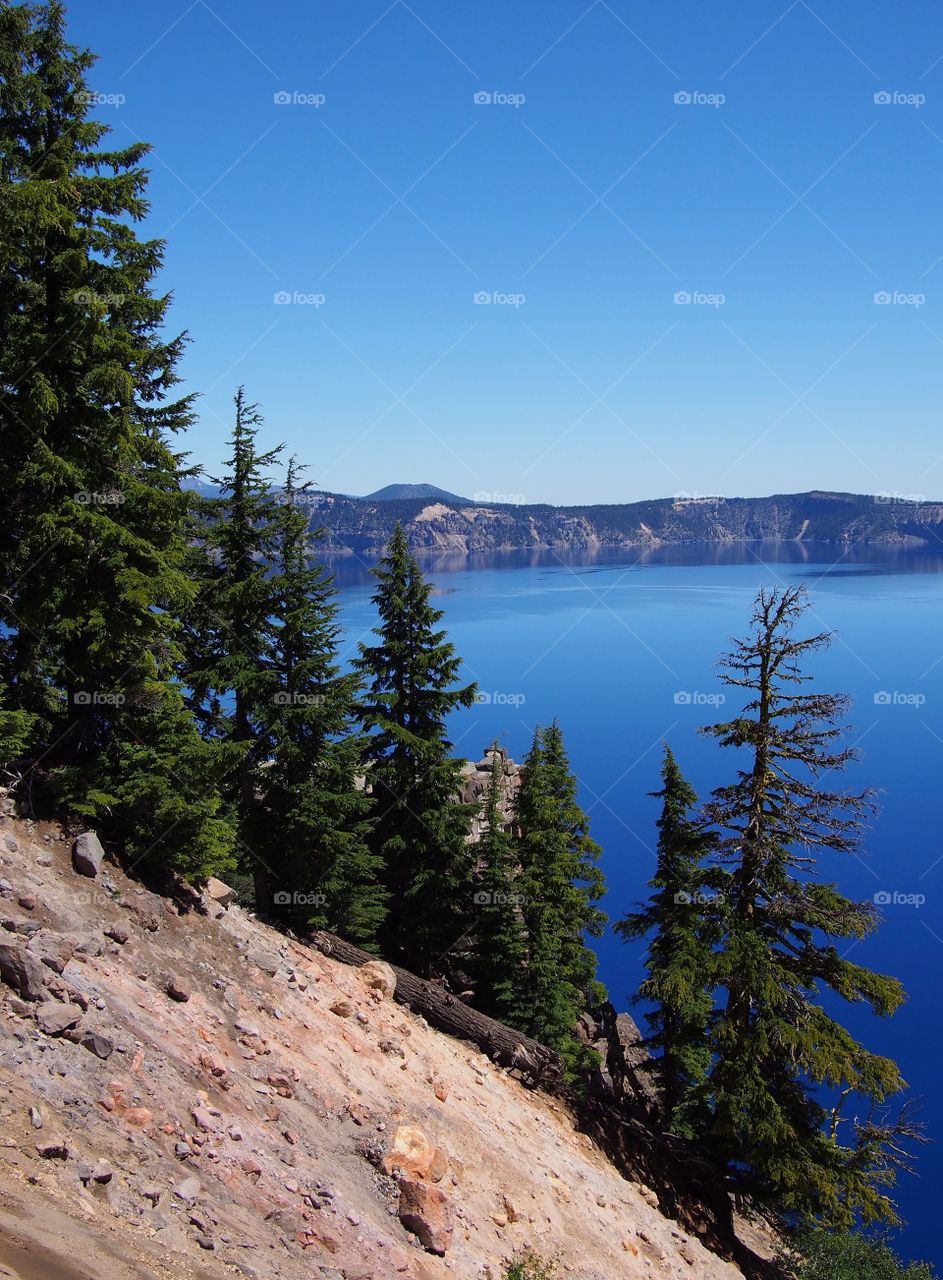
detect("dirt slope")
[0,808,760,1280]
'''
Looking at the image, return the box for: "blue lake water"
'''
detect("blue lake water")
[331,542,943,1263]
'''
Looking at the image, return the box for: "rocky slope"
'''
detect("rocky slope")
[0,806,779,1280]
[302,490,943,556]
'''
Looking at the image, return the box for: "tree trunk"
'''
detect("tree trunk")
[308,928,564,1088]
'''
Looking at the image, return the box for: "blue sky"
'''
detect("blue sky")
[72,0,943,504]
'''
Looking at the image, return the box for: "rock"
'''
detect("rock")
[1,915,42,937]
[248,949,280,976]
[0,939,48,1001]
[74,934,103,958]
[205,877,238,908]
[329,999,353,1018]
[398,1179,453,1255]
[174,1175,201,1203]
[92,1160,113,1183]
[16,893,36,911]
[29,1106,43,1130]
[36,1001,81,1035]
[103,924,129,945]
[358,960,396,999]
[72,832,104,878]
[428,1147,448,1184]
[26,930,77,974]
[164,976,190,1002]
[122,1107,152,1127]
[383,1125,443,1182]
[191,1105,218,1132]
[81,1029,114,1059]
[140,1184,161,1204]
[36,1137,69,1160]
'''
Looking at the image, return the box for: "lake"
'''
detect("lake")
[331,541,943,1264]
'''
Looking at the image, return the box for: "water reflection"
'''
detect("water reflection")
[320,540,943,590]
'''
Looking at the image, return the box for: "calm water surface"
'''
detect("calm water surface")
[332,542,943,1261]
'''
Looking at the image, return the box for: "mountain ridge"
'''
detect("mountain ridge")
[299,489,943,556]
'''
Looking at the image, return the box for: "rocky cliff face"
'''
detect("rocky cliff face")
[306,490,943,556]
[0,805,780,1280]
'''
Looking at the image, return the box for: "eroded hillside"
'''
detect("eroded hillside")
[0,806,776,1280]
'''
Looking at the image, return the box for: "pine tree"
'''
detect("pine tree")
[183,388,283,901]
[701,586,907,1226]
[354,523,478,974]
[254,459,385,945]
[514,722,607,1073]
[615,745,716,1137]
[0,1,235,879]
[470,747,527,1023]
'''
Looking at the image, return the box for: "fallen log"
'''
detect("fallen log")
[308,929,564,1089]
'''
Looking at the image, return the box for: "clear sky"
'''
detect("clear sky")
[71,0,943,505]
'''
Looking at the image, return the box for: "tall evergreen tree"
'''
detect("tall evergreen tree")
[616,745,716,1137]
[354,523,478,974]
[701,586,907,1226]
[0,0,235,878]
[470,747,527,1024]
[183,388,283,900]
[514,722,607,1073]
[254,459,385,945]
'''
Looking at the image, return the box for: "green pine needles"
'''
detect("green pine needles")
[621,586,914,1228]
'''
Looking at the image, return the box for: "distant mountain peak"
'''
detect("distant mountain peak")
[362,483,471,505]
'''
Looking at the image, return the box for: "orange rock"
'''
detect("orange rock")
[382,1124,440,1181]
[398,1179,453,1256]
[122,1107,152,1127]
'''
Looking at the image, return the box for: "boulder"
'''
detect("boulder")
[205,877,238,908]
[26,930,78,974]
[0,938,48,1001]
[72,832,105,878]
[164,976,190,1003]
[358,960,396,999]
[36,1001,82,1036]
[383,1125,445,1182]
[174,1175,201,1203]
[81,1029,114,1059]
[398,1179,453,1255]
